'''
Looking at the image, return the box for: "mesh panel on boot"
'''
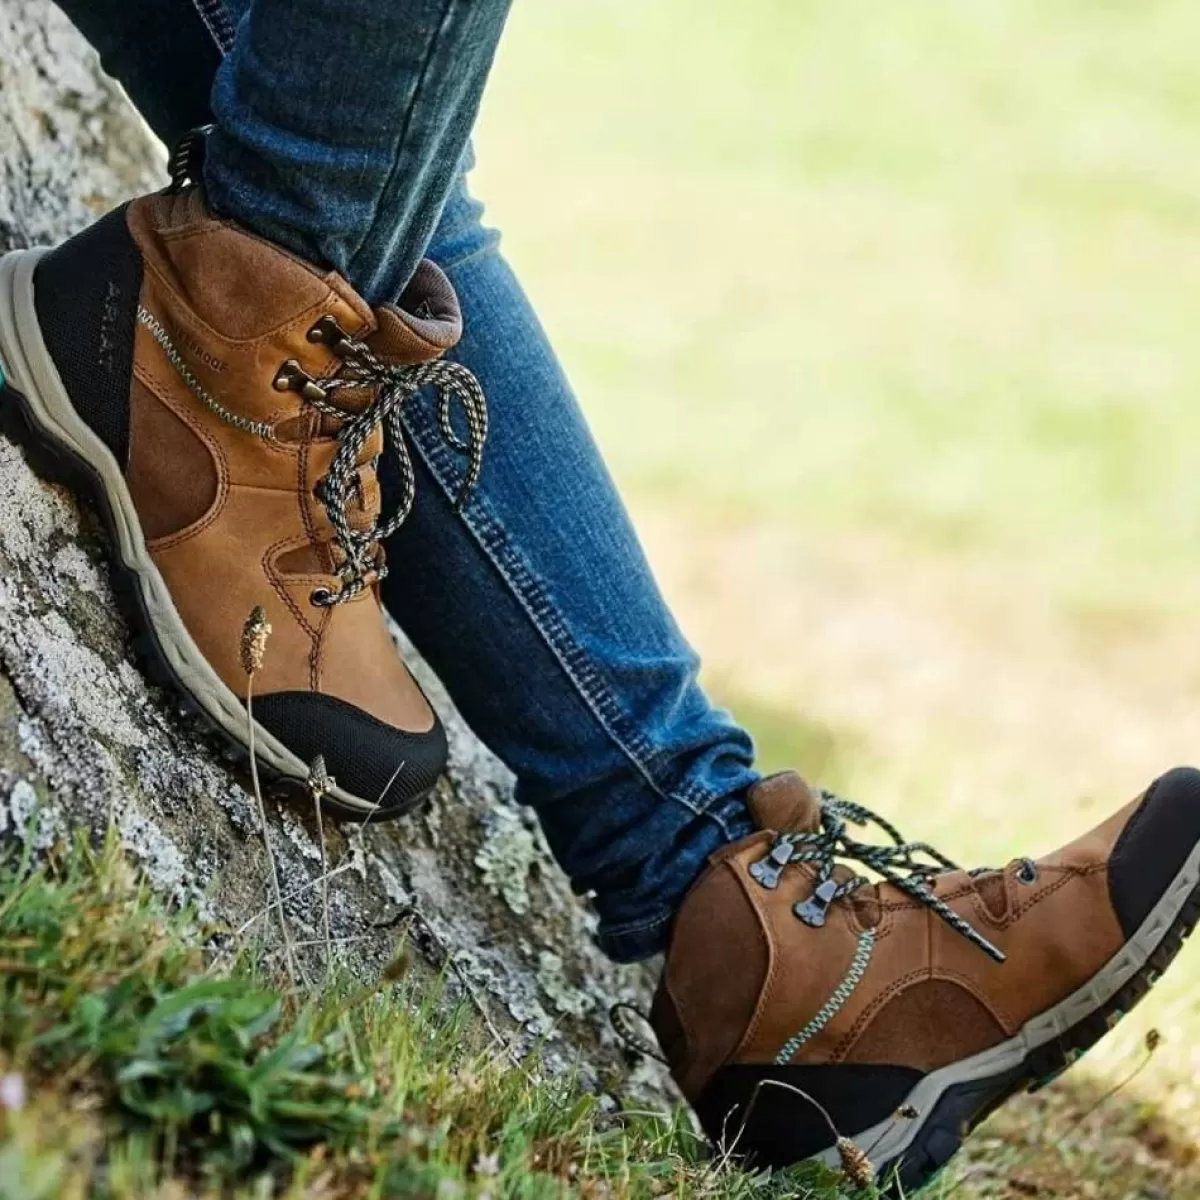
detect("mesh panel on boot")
[253,690,446,808]
[33,204,142,466]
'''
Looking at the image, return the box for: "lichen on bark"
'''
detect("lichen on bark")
[0,0,669,1103]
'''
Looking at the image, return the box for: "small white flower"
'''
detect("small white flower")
[473,1152,500,1178]
[0,1074,26,1111]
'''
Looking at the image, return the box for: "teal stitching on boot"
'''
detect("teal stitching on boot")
[774,930,877,1064]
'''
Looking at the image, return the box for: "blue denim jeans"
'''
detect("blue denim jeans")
[51,0,759,962]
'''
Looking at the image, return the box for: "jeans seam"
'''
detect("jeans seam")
[431,236,502,275]
[639,745,750,813]
[603,910,674,938]
[346,0,455,276]
[401,404,741,836]
[188,0,237,55]
[681,781,753,815]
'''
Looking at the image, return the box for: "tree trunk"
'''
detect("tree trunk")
[0,0,666,1100]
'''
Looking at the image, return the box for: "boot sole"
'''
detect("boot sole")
[0,247,430,823]
[809,835,1200,1193]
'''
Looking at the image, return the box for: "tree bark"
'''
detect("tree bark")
[0,0,666,1100]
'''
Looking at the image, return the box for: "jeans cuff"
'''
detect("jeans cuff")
[596,909,676,964]
[595,789,757,963]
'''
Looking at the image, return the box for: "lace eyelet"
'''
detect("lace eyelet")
[307,314,351,353]
[310,586,335,607]
[274,359,328,403]
[794,878,841,928]
[1016,859,1039,885]
[749,836,795,890]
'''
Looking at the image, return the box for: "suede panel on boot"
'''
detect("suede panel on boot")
[126,376,219,542]
[10,181,466,814]
[652,767,1200,1186]
[121,193,441,735]
[839,979,1006,1070]
[662,855,771,1100]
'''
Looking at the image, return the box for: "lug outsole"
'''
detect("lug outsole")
[0,378,430,824]
[882,875,1200,1195]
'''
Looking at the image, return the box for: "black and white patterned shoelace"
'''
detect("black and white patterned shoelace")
[137,302,487,607]
[305,338,488,606]
[750,790,1009,962]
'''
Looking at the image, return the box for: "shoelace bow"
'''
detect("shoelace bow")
[157,130,487,605]
[751,790,1008,962]
[306,335,488,605]
[136,301,487,606]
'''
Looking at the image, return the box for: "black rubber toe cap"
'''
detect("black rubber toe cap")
[696,1062,923,1167]
[253,691,447,818]
[1109,766,1200,939]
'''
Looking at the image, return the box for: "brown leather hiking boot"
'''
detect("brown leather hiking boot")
[0,182,487,819]
[652,767,1200,1192]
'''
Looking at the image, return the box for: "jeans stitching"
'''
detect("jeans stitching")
[684,777,756,812]
[431,234,502,275]
[401,402,745,836]
[188,0,237,55]
[603,910,674,937]
[346,0,456,276]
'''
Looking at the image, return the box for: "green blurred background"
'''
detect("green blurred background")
[472,0,1200,1164]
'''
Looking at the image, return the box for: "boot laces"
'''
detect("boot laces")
[137,302,487,607]
[306,336,488,606]
[752,789,1008,963]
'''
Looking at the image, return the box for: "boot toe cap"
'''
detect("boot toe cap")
[1109,766,1200,939]
[253,690,447,817]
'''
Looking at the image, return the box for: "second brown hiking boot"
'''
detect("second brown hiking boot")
[0,182,487,819]
[652,768,1200,1192]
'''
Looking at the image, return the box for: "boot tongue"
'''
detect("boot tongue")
[369,260,463,365]
[302,257,458,432]
[299,261,464,559]
[747,771,823,834]
[748,771,886,928]
[319,260,464,425]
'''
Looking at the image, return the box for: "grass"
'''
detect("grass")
[0,837,865,1199]
[479,0,1200,610]
[7,1,1200,1195]
[468,0,1200,1192]
[3,836,1198,1199]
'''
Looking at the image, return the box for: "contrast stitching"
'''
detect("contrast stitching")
[263,536,320,641]
[737,859,784,1056]
[138,307,274,438]
[296,413,322,553]
[933,968,1018,1032]
[400,401,731,830]
[749,791,1007,961]
[774,930,876,1064]
[141,300,486,609]
[311,604,331,693]
[831,965,932,1060]
[189,0,237,55]
[1008,868,1077,921]
[141,247,348,353]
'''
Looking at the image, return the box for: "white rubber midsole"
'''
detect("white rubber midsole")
[813,831,1200,1176]
[0,247,376,814]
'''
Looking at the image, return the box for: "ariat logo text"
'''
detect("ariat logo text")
[97,281,120,376]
